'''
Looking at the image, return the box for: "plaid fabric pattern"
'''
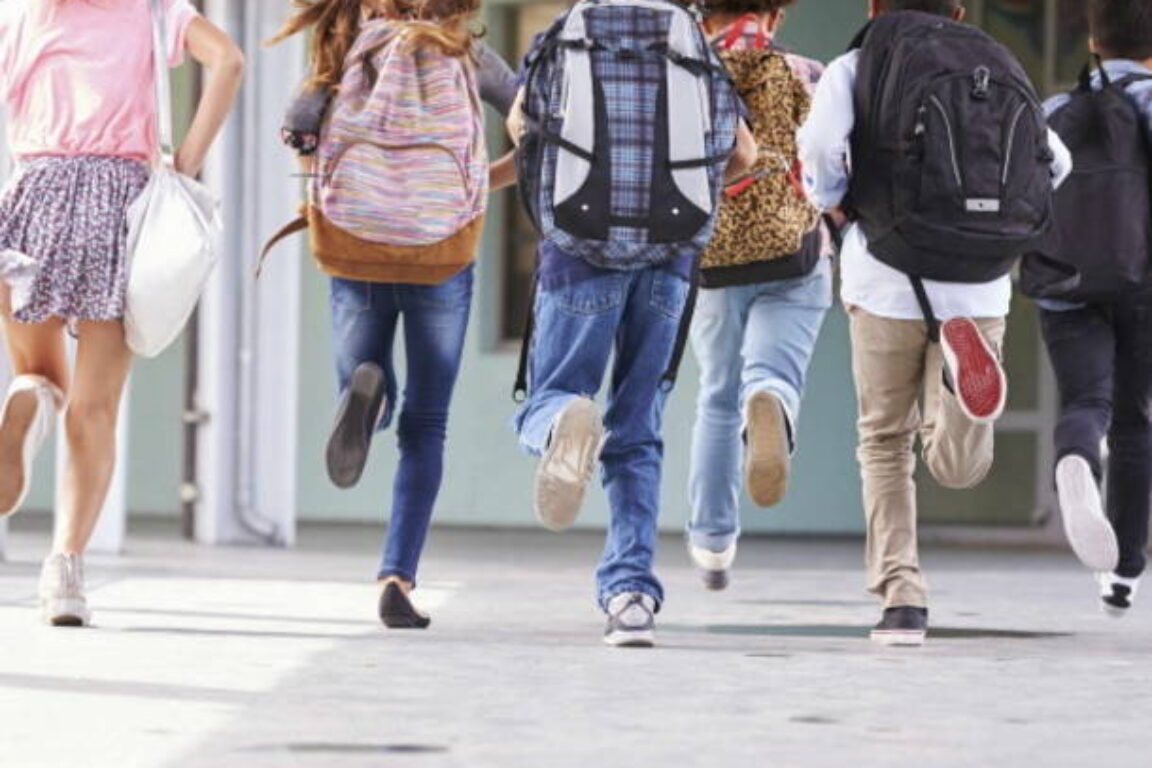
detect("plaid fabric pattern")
[519,2,742,268]
[586,7,669,235]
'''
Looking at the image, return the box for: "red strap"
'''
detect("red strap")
[752,14,767,50]
[721,18,745,50]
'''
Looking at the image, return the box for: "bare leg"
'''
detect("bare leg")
[1,286,70,392]
[54,320,133,555]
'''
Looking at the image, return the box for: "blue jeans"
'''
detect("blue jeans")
[329,266,474,584]
[687,259,832,552]
[515,268,689,609]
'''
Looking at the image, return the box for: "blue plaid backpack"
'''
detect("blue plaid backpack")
[516,0,741,269]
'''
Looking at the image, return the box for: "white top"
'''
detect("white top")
[797,50,1074,321]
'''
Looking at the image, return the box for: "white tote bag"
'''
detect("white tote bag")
[124,0,222,358]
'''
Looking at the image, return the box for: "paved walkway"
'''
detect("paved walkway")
[1,520,1150,768]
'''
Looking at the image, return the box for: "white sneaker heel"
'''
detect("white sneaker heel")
[0,374,63,516]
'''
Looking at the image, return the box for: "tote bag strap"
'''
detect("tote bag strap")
[147,0,176,165]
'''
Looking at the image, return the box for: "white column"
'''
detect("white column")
[195,0,302,546]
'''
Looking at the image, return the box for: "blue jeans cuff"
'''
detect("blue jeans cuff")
[686,529,738,553]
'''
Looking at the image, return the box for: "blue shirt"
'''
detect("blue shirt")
[1039,59,1152,312]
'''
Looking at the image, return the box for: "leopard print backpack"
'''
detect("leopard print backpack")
[701,29,820,271]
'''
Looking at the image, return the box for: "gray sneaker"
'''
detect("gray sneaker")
[534,397,605,532]
[39,553,91,627]
[603,592,656,648]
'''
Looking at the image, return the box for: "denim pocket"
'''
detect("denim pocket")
[330,277,371,314]
[551,273,625,315]
[649,270,689,320]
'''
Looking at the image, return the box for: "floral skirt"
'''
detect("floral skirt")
[0,155,149,325]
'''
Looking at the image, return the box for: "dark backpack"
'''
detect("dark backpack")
[846,11,1055,301]
[1024,64,1152,302]
[515,0,741,271]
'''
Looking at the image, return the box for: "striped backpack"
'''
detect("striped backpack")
[516,0,741,269]
[262,20,488,284]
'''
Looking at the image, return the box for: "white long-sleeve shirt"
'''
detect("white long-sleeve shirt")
[797,50,1073,321]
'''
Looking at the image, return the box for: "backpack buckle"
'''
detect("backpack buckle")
[972,66,991,99]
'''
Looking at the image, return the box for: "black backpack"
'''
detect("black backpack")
[846,12,1055,330]
[1023,62,1152,302]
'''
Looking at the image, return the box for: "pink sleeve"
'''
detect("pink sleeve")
[164,0,199,67]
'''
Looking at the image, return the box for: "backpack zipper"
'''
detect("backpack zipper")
[928,94,963,190]
[1001,101,1028,186]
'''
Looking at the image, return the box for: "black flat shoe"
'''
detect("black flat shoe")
[379,581,431,629]
[326,362,387,489]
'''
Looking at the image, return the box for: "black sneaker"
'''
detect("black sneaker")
[326,362,387,489]
[603,592,656,648]
[378,580,431,629]
[870,606,928,646]
[1099,573,1140,618]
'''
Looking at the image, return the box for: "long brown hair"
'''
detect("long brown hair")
[269,0,481,91]
[268,0,370,90]
[378,0,482,58]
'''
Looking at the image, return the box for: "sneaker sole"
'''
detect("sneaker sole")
[0,389,38,516]
[941,318,1006,424]
[700,569,730,591]
[326,364,386,489]
[870,629,926,647]
[744,391,790,508]
[534,398,604,532]
[603,630,655,648]
[1057,457,1119,572]
[42,599,90,628]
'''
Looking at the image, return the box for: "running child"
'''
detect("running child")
[508,0,756,647]
[0,0,243,626]
[1027,0,1152,616]
[798,0,1072,645]
[686,0,832,590]
[270,0,517,629]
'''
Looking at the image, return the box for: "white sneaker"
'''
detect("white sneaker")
[1056,455,1120,572]
[39,553,91,627]
[1098,572,1139,618]
[0,375,62,516]
[603,592,656,648]
[533,397,606,532]
[688,542,736,591]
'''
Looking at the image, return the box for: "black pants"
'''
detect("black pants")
[1041,299,1152,578]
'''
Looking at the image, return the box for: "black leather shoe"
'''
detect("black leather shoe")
[379,581,431,630]
[326,362,387,489]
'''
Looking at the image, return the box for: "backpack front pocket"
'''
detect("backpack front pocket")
[323,142,473,247]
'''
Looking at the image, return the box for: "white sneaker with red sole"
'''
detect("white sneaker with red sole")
[940,317,1006,424]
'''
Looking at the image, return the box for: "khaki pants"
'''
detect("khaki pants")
[848,307,1006,608]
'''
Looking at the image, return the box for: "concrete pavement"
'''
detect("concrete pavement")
[1,519,1150,768]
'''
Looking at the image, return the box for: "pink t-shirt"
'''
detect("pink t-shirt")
[0,0,198,161]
